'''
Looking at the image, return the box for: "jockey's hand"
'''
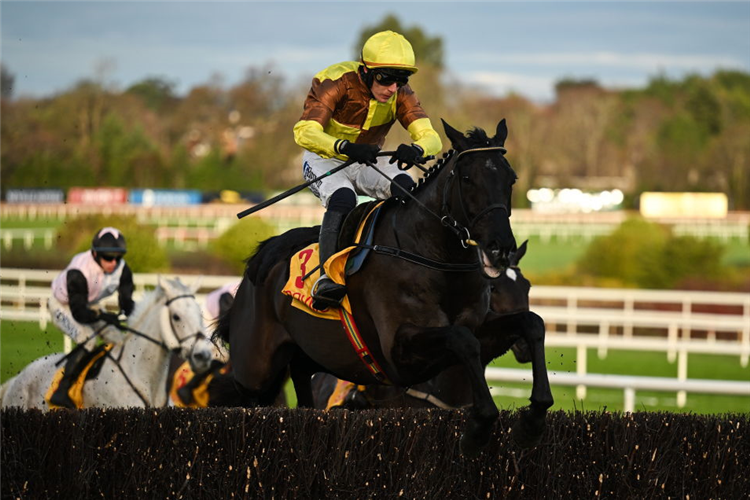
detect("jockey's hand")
[98,311,121,326]
[389,143,424,170]
[339,140,380,165]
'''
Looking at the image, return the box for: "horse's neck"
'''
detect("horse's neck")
[114,305,171,406]
[385,166,463,259]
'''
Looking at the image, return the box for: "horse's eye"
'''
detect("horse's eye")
[172,314,181,322]
[461,175,471,182]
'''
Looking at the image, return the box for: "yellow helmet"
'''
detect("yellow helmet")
[361,30,418,74]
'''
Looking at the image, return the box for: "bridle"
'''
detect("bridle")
[104,291,206,407]
[440,146,511,248]
[350,145,515,273]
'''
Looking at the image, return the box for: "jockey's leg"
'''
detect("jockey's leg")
[312,188,356,310]
[48,347,95,409]
[47,297,102,408]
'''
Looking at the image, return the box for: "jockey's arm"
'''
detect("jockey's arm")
[118,264,135,316]
[293,75,348,160]
[407,118,442,157]
[397,89,442,157]
[66,270,100,324]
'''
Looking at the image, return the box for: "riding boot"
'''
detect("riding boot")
[49,347,91,409]
[311,210,348,310]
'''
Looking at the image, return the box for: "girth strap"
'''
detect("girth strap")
[339,309,390,384]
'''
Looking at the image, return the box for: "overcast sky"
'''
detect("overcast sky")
[2,1,749,102]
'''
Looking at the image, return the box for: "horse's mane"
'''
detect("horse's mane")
[127,277,191,327]
[244,226,320,285]
[127,285,165,326]
[403,126,494,203]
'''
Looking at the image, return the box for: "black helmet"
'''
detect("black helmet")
[91,227,127,254]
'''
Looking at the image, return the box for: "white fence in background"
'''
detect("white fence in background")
[1,267,748,409]
[485,367,750,413]
[3,205,749,250]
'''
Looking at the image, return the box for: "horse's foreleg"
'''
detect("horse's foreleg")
[394,324,498,458]
[512,311,553,448]
[290,363,314,408]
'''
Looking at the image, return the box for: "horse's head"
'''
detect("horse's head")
[489,239,531,314]
[441,118,517,278]
[157,276,215,374]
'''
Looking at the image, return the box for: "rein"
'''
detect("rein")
[360,145,509,271]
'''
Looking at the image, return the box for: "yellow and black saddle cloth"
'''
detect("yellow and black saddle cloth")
[281,201,390,383]
[281,200,384,320]
[46,344,113,410]
[325,378,367,410]
[170,361,231,408]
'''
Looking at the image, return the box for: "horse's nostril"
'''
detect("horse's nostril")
[194,351,210,362]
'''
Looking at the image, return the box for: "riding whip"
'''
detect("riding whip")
[237,157,360,219]
[236,151,413,219]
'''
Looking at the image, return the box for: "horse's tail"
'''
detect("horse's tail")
[213,306,233,344]
[213,225,320,346]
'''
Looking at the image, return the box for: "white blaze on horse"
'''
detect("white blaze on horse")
[0,277,216,410]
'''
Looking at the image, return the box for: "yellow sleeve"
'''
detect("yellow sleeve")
[293,119,340,159]
[407,117,443,157]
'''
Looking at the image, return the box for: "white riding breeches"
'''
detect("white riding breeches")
[302,151,408,208]
[47,296,122,349]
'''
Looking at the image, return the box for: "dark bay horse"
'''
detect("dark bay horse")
[311,240,552,446]
[216,119,527,456]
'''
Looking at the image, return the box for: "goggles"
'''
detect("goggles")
[99,253,123,263]
[372,68,411,88]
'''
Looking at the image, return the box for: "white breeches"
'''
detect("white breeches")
[47,296,123,349]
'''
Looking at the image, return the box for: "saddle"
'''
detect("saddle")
[281,201,385,319]
[46,344,112,409]
[338,200,385,276]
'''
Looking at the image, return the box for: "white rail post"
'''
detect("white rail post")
[742,297,750,367]
[576,344,587,400]
[681,296,692,342]
[567,294,577,336]
[623,387,635,413]
[597,321,609,359]
[667,324,678,363]
[677,350,688,408]
[624,296,634,338]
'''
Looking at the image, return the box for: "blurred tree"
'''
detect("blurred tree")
[126,76,179,113]
[211,217,277,274]
[1,64,14,100]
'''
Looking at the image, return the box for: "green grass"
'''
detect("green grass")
[0,320,65,382]
[3,320,747,413]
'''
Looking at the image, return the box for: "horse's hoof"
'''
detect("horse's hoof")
[511,415,545,449]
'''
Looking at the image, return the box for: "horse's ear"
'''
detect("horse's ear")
[513,239,528,265]
[442,118,468,151]
[190,276,204,294]
[494,118,508,146]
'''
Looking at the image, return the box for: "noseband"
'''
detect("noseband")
[441,146,511,248]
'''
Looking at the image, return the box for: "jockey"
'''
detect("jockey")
[293,30,442,310]
[48,227,135,409]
